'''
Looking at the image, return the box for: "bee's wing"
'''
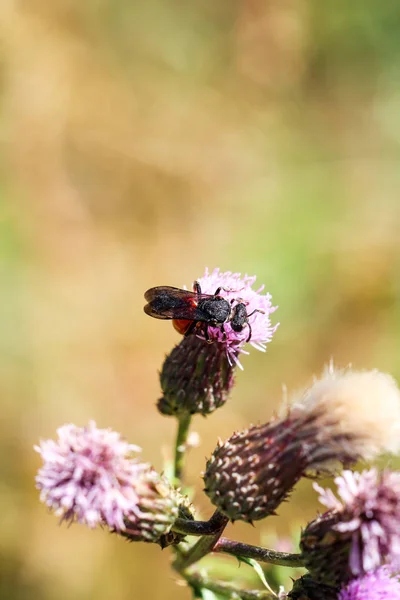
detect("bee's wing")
[144,286,193,302]
[143,286,204,320]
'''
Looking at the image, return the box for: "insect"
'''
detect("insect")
[143,281,263,343]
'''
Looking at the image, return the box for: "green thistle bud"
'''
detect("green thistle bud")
[157,336,235,416]
[159,493,195,548]
[288,575,338,600]
[121,468,181,544]
[300,512,351,587]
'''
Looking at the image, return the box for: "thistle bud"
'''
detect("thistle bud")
[120,466,182,543]
[204,368,400,522]
[158,493,195,548]
[158,335,235,416]
[301,469,400,586]
[300,511,351,586]
[288,575,338,600]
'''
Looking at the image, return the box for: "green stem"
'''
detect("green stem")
[173,411,192,483]
[215,538,304,568]
[185,571,276,599]
[174,510,229,571]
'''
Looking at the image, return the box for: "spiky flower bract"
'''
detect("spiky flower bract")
[312,469,400,576]
[35,422,180,542]
[287,575,338,600]
[204,368,400,523]
[158,335,235,416]
[338,567,400,600]
[197,268,279,367]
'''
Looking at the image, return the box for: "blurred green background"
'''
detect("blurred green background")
[1,1,400,598]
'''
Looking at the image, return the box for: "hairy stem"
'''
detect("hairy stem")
[185,571,276,599]
[172,510,232,537]
[215,538,304,568]
[174,510,229,571]
[173,412,192,483]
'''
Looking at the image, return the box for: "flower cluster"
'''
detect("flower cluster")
[34,267,400,600]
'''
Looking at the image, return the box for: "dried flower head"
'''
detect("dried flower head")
[338,567,400,600]
[196,268,278,367]
[204,368,400,523]
[287,367,400,461]
[35,422,180,542]
[314,469,400,575]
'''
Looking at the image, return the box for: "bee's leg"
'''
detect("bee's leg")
[220,323,227,341]
[203,324,214,344]
[246,321,253,343]
[246,308,265,318]
[213,286,233,296]
[193,281,202,294]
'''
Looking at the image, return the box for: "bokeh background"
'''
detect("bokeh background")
[1,1,400,598]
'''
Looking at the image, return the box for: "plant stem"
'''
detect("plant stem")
[174,510,229,571]
[172,510,232,537]
[215,538,304,568]
[185,571,276,599]
[174,411,192,483]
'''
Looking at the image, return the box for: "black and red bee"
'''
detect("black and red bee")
[143,281,263,343]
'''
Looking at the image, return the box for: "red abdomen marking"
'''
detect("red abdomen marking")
[173,319,193,335]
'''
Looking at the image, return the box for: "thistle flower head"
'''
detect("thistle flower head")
[338,567,400,600]
[204,368,400,523]
[288,367,400,462]
[315,469,400,575]
[197,268,278,367]
[35,422,180,542]
[158,335,235,416]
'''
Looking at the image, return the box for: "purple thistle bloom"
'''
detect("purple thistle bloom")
[315,469,400,575]
[35,422,179,538]
[338,567,400,600]
[197,268,279,367]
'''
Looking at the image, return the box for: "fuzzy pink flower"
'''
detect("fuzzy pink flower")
[315,469,400,575]
[197,268,279,367]
[35,422,179,540]
[338,567,400,600]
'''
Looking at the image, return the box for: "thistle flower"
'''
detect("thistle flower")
[35,422,180,543]
[338,567,400,600]
[196,268,278,366]
[158,268,278,416]
[301,469,400,585]
[204,368,400,522]
[287,367,400,461]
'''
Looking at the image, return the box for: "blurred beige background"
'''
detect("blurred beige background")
[1,1,400,598]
